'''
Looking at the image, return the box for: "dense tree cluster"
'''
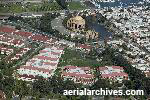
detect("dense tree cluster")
[32,76,83,99]
[8,12,60,34]
[55,0,68,10]
[38,13,60,33]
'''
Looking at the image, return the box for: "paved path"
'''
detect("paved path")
[51,15,86,39]
[51,15,73,35]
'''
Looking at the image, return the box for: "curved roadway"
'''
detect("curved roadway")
[51,15,73,35]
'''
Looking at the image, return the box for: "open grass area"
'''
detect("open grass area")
[67,2,87,10]
[58,48,102,67]
[0,2,62,13]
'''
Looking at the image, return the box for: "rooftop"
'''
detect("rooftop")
[73,16,84,21]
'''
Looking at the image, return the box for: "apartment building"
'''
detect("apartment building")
[61,66,95,85]
[99,66,128,83]
[17,46,64,81]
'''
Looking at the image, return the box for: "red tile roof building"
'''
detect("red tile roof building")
[98,66,128,82]
[17,46,64,82]
[0,26,58,45]
[0,26,16,33]
[61,66,95,85]
[76,44,92,52]
[0,34,25,47]
[13,31,32,38]
[0,45,14,55]
[6,47,30,63]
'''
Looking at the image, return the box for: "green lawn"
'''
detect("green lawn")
[0,2,62,13]
[26,2,62,12]
[0,2,86,13]
[67,2,87,10]
[58,48,102,67]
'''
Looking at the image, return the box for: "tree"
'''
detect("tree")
[14,80,30,98]
[33,77,51,96]
[2,77,15,98]
[63,79,81,90]
[0,73,2,80]
[90,78,110,90]
[0,61,6,70]
[55,0,68,9]
[15,25,21,30]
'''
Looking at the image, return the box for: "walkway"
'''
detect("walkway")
[51,15,73,35]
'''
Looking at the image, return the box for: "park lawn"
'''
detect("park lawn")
[9,4,24,13]
[67,2,87,10]
[0,6,9,13]
[25,3,40,12]
[58,48,102,67]
[0,4,24,13]
[0,2,62,13]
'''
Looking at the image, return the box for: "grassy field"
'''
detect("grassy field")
[58,48,102,67]
[0,2,87,13]
[0,2,62,13]
[67,2,87,10]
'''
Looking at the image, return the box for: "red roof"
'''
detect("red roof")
[20,66,52,73]
[11,39,24,45]
[101,72,128,78]
[39,50,61,54]
[0,26,16,33]
[18,74,47,80]
[18,74,36,79]
[99,67,108,71]
[62,72,94,78]
[112,66,124,70]
[0,35,12,42]
[31,34,49,42]
[57,47,64,50]
[64,66,77,69]
[39,50,48,53]
[43,62,57,66]
[77,44,92,50]
[64,66,91,70]
[80,67,91,70]
[13,31,32,37]
[79,78,94,83]
[51,51,61,55]
[34,56,58,61]
[0,45,13,52]
[19,48,29,52]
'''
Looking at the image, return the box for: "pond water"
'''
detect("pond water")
[95,0,147,8]
[86,16,112,40]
